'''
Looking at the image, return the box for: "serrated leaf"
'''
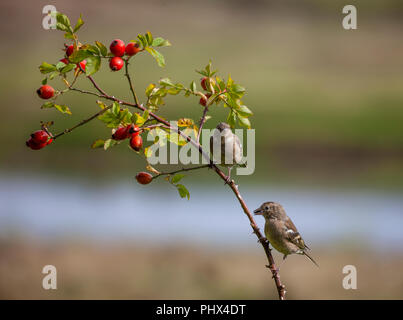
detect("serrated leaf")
[91,139,105,149]
[73,14,84,33]
[137,34,148,48]
[237,114,251,128]
[231,84,245,94]
[95,41,107,56]
[68,49,92,63]
[227,110,236,128]
[104,139,117,150]
[55,12,71,29]
[54,104,72,115]
[171,174,185,184]
[176,184,190,200]
[85,56,101,76]
[133,113,146,126]
[145,47,165,67]
[56,61,66,70]
[60,63,75,73]
[112,101,120,116]
[145,83,156,97]
[237,105,253,117]
[39,62,57,74]
[152,37,171,47]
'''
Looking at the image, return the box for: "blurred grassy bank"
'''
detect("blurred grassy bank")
[0,239,402,299]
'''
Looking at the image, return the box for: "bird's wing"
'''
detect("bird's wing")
[283,217,307,251]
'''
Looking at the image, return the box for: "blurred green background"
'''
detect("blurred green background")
[0,0,402,299]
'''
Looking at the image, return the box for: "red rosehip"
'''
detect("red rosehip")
[130,134,143,151]
[31,130,49,144]
[109,57,124,71]
[201,77,208,91]
[26,138,47,150]
[125,42,141,56]
[199,94,211,107]
[128,124,140,136]
[60,58,69,64]
[110,39,125,57]
[37,85,55,99]
[75,60,87,72]
[46,138,53,145]
[136,172,153,185]
[65,45,74,57]
[112,126,130,140]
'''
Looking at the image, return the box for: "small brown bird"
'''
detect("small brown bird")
[254,201,318,267]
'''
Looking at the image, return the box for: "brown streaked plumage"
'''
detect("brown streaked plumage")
[254,201,318,267]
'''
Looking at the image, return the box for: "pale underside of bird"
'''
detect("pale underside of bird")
[210,122,244,181]
[254,201,319,267]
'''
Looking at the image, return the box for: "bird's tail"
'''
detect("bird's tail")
[303,251,319,268]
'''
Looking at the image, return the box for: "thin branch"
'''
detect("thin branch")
[124,58,140,105]
[152,164,210,180]
[52,104,113,139]
[197,106,209,143]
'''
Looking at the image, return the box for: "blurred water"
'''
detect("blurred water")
[0,172,402,251]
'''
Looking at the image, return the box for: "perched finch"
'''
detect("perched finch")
[254,201,318,267]
[210,122,244,182]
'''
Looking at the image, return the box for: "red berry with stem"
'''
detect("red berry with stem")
[112,126,130,140]
[37,85,55,99]
[109,57,124,71]
[128,124,140,136]
[130,135,143,151]
[136,172,153,185]
[125,42,141,56]
[75,60,87,72]
[26,138,47,150]
[31,130,49,144]
[60,58,69,64]
[199,94,211,107]
[110,39,125,57]
[65,45,74,57]
[201,77,208,91]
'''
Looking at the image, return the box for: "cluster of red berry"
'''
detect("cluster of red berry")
[26,130,53,150]
[109,39,141,71]
[199,77,212,107]
[112,123,143,151]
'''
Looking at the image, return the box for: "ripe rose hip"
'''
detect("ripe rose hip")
[26,138,47,150]
[37,85,55,99]
[60,58,69,64]
[199,94,211,107]
[128,124,140,136]
[201,77,208,91]
[109,57,124,71]
[125,42,141,56]
[75,60,87,72]
[112,126,130,140]
[136,172,152,185]
[65,45,74,57]
[31,130,49,144]
[130,135,143,151]
[110,39,125,57]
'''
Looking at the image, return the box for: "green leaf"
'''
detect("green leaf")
[41,78,47,85]
[95,41,108,56]
[236,105,253,117]
[91,139,105,149]
[152,37,171,47]
[60,63,75,73]
[237,114,251,128]
[54,104,72,115]
[231,84,245,94]
[68,49,92,63]
[137,34,148,48]
[133,113,146,126]
[104,139,118,150]
[171,174,185,184]
[190,81,196,93]
[145,83,156,97]
[39,62,57,74]
[176,184,190,200]
[73,14,84,33]
[54,12,72,33]
[41,102,72,115]
[85,56,101,76]
[145,47,165,67]
[145,31,153,46]
[227,110,236,128]
[55,61,66,70]
[159,78,174,86]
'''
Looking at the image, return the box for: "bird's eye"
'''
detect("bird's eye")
[264,206,269,210]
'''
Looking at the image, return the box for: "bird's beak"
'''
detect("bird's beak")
[253,208,263,215]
